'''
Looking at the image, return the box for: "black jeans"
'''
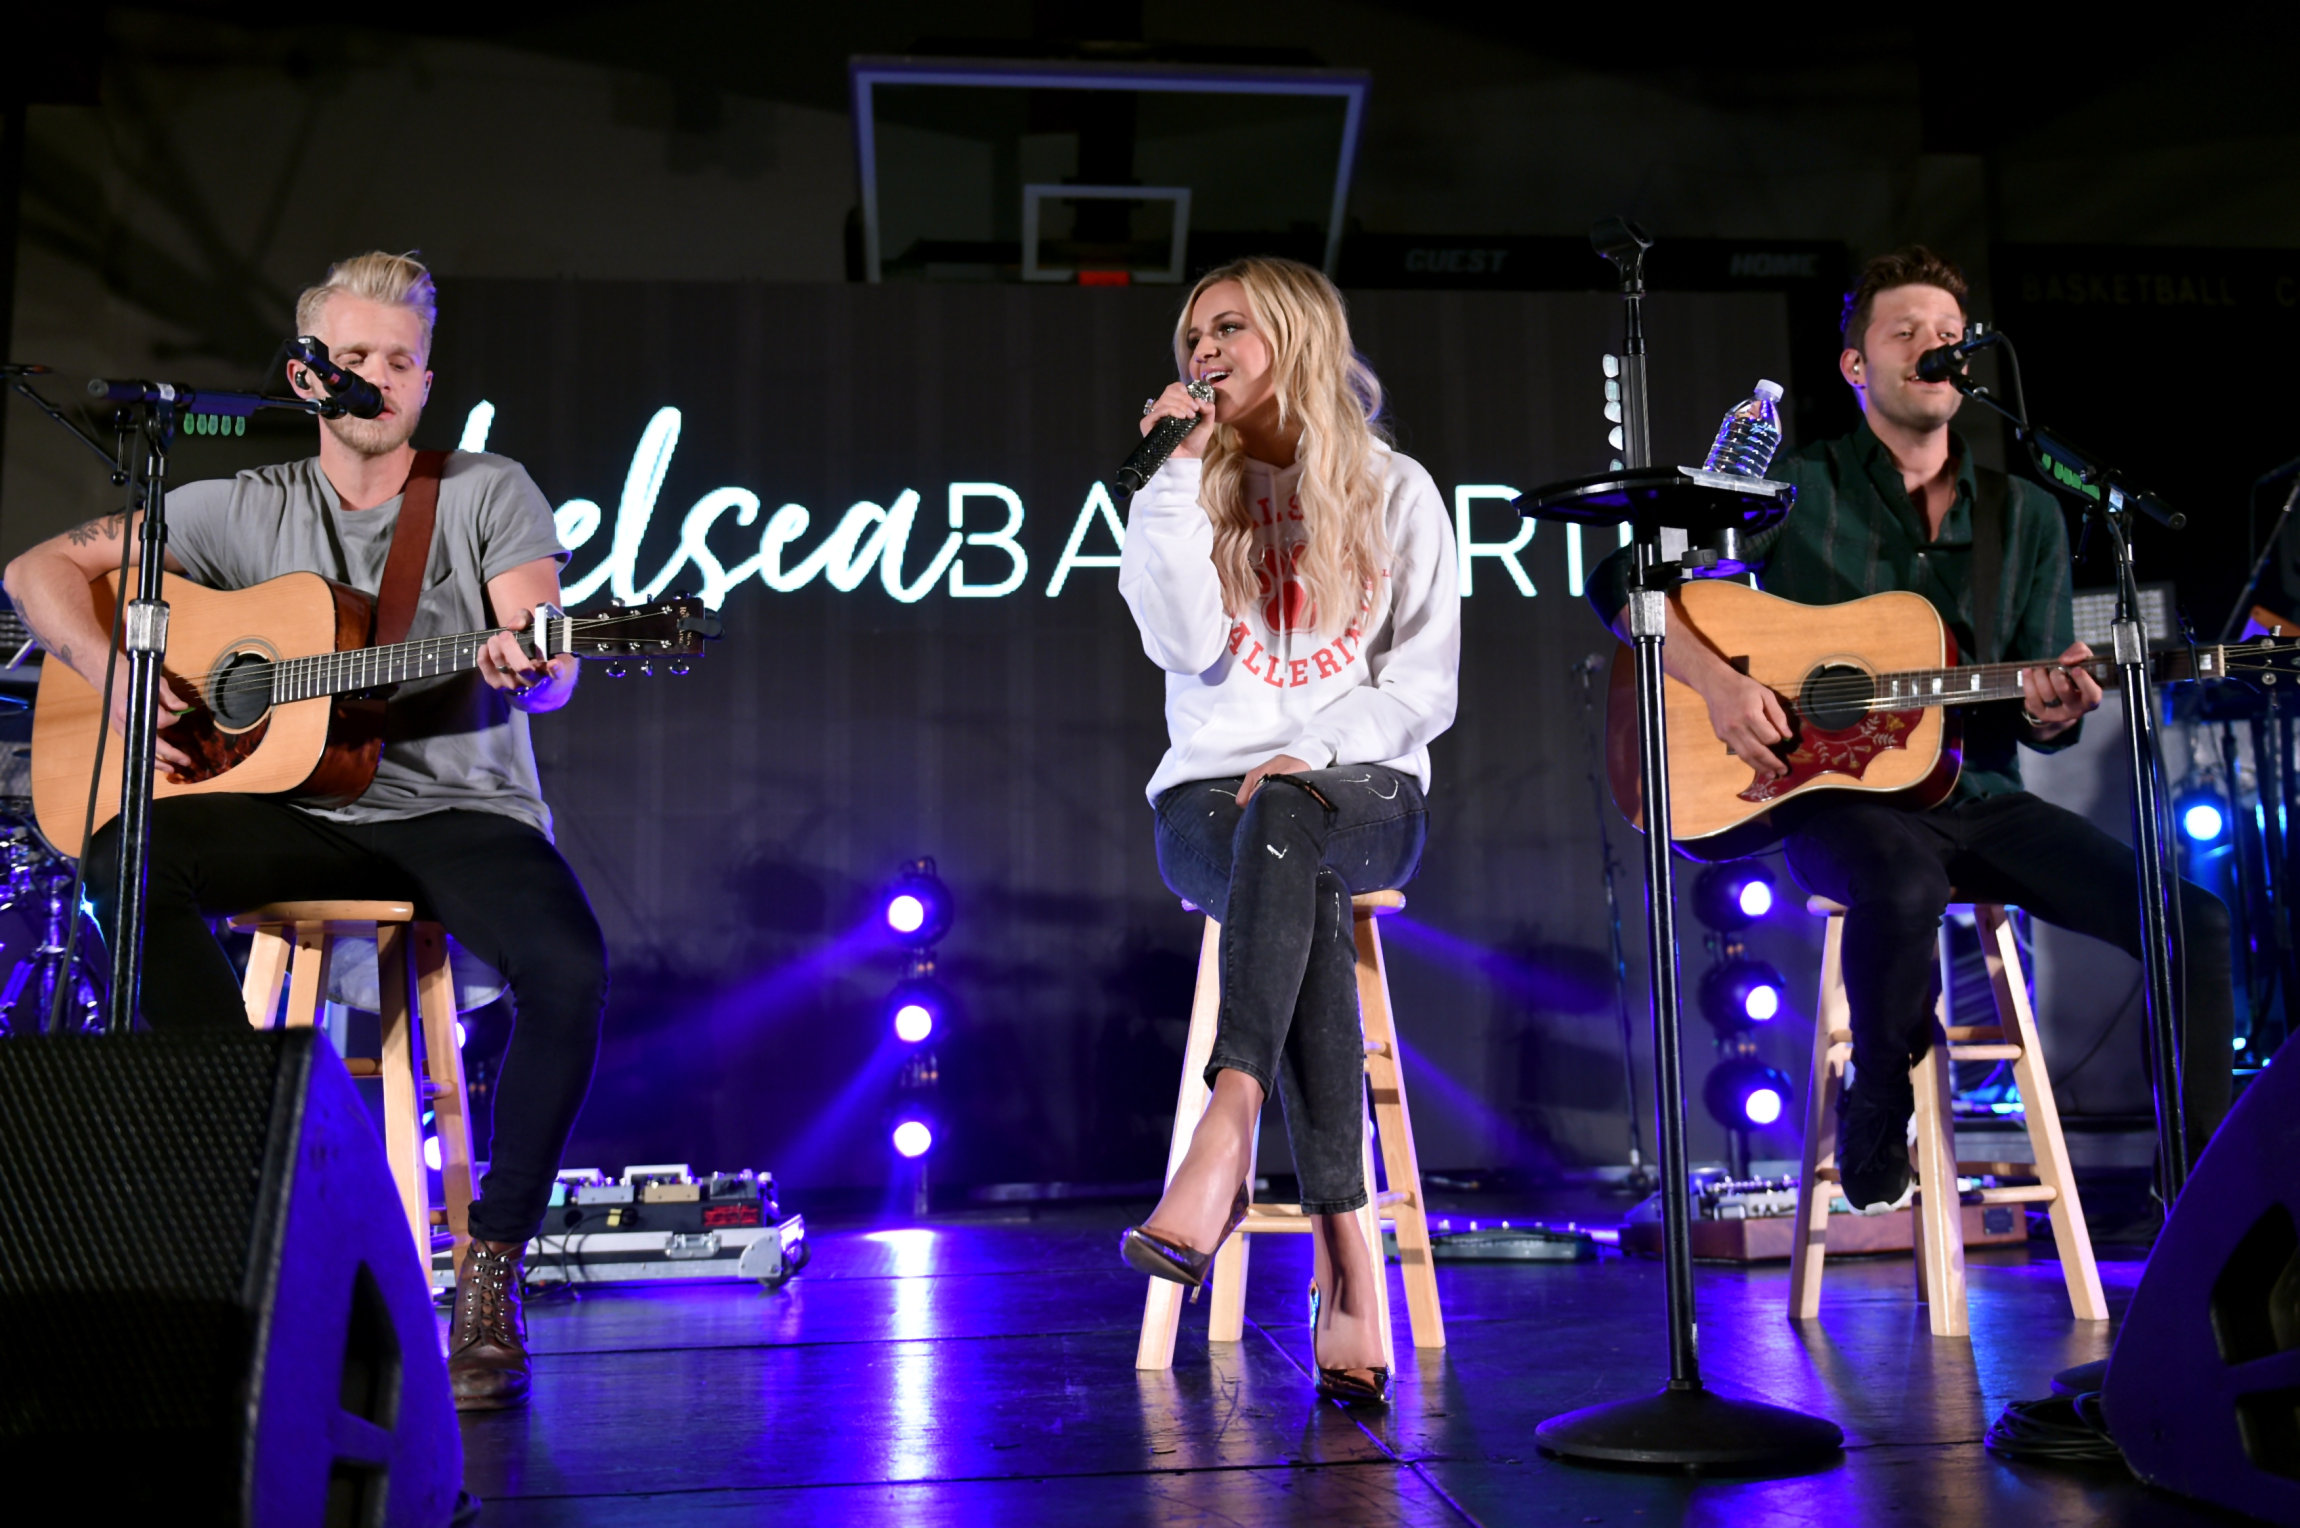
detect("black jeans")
[1152,766,1428,1215]
[1781,790,2233,1159]
[85,797,608,1243]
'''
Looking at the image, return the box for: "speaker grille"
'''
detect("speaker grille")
[0,1031,294,1447]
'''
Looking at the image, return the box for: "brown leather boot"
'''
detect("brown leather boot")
[448,1237,532,1411]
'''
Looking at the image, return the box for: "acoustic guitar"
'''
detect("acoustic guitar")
[31,571,718,857]
[1605,578,2271,861]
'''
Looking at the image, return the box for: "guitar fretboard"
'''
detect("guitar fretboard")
[265,630,515,704]
[1856,649,2220,712]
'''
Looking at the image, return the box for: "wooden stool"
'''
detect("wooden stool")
[1136,889,1445,1369]
[233,901,475,1276]
[1788,895,2108,1336]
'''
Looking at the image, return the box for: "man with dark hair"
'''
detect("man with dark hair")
[1590,245,2232,1211]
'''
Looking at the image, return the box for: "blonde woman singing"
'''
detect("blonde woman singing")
[1116,258,1460,1404]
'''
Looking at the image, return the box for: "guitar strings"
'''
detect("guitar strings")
[190,610,691,709]
[1729,643,2284,714]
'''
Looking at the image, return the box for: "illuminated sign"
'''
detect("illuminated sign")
[462,403,1572,607]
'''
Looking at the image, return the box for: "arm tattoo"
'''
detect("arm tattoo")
[63,513,125,548]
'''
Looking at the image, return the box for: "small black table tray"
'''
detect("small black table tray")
[1513,465,1794,534]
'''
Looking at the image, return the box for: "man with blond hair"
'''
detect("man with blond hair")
[4,250,604,1411]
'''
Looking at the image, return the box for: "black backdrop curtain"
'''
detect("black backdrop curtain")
[422,282,1795,1191]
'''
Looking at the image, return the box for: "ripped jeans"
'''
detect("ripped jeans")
[1151,765,1428,1215]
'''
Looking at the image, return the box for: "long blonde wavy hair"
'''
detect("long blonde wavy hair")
[1173,258,1390,639]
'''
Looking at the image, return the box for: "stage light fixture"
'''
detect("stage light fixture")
[1702,1055,1796,1135]
[881,858,953,946]
[1699,957,1787,1032]
[1693,861,1779,932]
[885,974,947,1044]
[2176,789,2228,844]
[892,1119,935,1158]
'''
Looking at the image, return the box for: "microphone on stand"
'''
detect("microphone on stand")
[1115,379,1216,492]
[283,336,385,419]
[1915,326,2005,384]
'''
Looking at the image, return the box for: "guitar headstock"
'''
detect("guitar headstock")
[2204,635,2300,693]
[542,595,723,677]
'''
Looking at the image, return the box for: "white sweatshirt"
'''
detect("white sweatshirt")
[1118,448,1462,803]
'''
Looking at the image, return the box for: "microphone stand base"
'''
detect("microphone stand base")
[1536,1384,1844,1471]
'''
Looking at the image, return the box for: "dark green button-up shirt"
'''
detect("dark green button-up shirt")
[1589,419,2079,800]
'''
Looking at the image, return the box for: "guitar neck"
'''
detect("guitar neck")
[269,627,534,703]
[1868,647,2224,712]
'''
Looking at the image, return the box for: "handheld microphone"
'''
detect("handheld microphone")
[1115,380,1216,493]
[1915,326,2005,384]
[284,335,385,419]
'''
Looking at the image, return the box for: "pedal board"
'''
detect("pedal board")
[430,1164,809,1289]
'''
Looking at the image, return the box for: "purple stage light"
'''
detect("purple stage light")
[1700,956,1788,1033]
[886,894,927,935]
[423,1134,441,1171]
[880,859,953,946]
[1742,981,1781,1022]
[894,1002,934,1043]
[1702,1055,1795,1135]
[1694,860,1778,932]
[892,1120,934,1158]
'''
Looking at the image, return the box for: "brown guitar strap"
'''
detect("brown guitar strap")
[1971,465,2007,662]
[373,449,448,646]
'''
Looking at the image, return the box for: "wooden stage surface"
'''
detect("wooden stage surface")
[448,1199,2228,1526]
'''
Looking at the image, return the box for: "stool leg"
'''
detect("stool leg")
[1138,916,1225,1370]
[1355,1100,1394,1362]
[1206,1130,1255,1344]
[415,924,477,1274]
[1357,914,1443,1348]
[1980,907,2108,1321]
[1789,912,1850,1321]
[1911,947,1968,1336]
[283,926,332,1029]
[374,924,428,1275]
[241,927,291,1029]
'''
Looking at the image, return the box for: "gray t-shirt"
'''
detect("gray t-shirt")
[164,452,568,836]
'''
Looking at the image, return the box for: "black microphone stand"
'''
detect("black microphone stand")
[1526,222,1840,1469]
[1574,654,1651,1192]
[1943,357,2193,1202]
[5,369,323,1032]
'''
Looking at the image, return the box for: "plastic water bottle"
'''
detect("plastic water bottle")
[1702,379,1784,477]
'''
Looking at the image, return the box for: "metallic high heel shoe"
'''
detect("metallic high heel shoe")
[1120,1181,1251,1296]
[1308,1284,1391,1406]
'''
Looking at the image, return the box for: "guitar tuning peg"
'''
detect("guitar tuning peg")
[604,660,628,679]
[668,657,691,677]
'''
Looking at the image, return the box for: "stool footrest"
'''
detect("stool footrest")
[1972,1184,2057,1205]
[1946,1043,2024,1062]
[1363,1041,1390,1058]
[1376,1188,1413,1210]
[1943,1025,2006,1043]
[1826,1029,1853,1047]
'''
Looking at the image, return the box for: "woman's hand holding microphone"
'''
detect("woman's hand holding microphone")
[1139,382,1216,460]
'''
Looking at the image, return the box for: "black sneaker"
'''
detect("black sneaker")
[1836,1074,1916,1214]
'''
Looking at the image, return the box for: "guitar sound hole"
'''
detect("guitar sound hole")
[209,651,276,729]
[1800,663,1874,731]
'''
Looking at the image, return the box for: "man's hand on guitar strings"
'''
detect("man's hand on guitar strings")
[1700,669,1793,781]
[104,654,195,775]
[2019,641,2103,742]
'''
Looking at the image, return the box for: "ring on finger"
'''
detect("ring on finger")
[1142,397,1157,416]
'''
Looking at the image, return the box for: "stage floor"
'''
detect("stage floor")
[450,1200,2224,1526]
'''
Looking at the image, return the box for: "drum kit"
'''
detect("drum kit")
[0,624,106,1038]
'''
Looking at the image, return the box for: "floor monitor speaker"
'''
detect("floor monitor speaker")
[2103,1048,2300,1522]
[0,1029,462,1525]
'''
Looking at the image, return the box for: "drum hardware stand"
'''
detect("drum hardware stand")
[4,365,322,1032]
[1942,348,2193,1202]
[0,859,105,1036]
[1514,220,1841,1469]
